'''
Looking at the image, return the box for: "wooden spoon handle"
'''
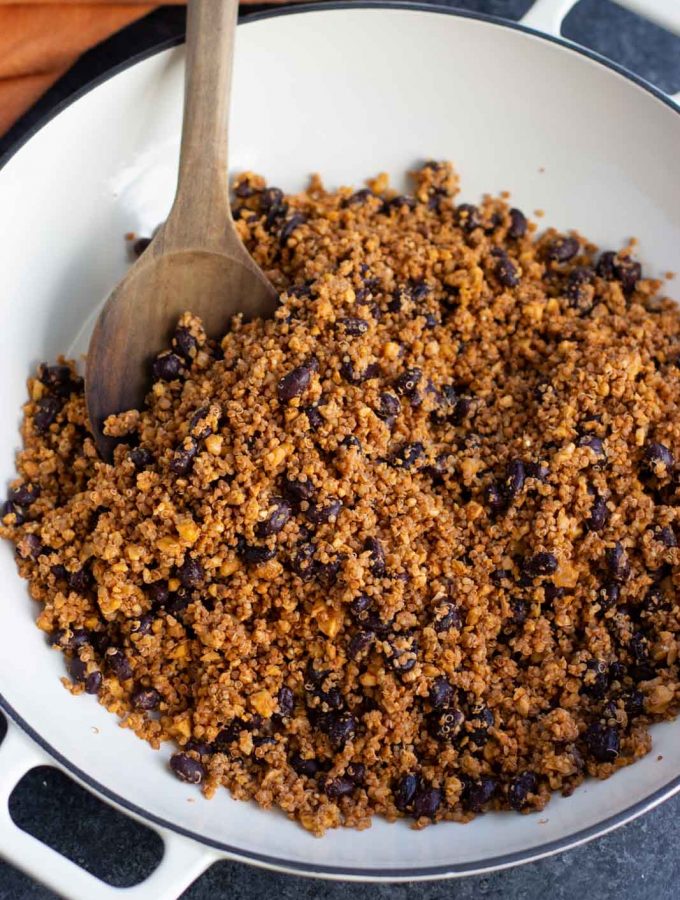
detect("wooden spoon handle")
[164,0,238,251]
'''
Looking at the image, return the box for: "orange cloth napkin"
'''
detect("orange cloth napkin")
[0,2,287,137]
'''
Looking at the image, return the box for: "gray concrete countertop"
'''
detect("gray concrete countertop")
[1,1,679,897]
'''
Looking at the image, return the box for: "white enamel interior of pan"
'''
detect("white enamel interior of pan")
[0,6,679,875]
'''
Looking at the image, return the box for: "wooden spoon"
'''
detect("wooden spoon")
[86,0,278,460]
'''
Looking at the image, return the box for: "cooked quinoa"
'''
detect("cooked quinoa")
[3,161,680,834]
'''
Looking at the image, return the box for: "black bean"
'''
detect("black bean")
[214,718,248,751]
[324,776,356,799]
[34,396,62,433]
[496,256,519,288]
[256,499,292,538]
[346,188,374,206]
[133,237,151,257]
[455,203,481,233]
[131,613,154,636]
[385,634,418,673]
[302,403,324,431]
[581,659,609,700]
[17,533,43,559]
[387,289,405,314]
[508,208,528,239]
[85,671,102,695]
[430,676,455,710]
[261,186,285,212]
[289,541,317,581]
[189,406,217,440]
[170,753,205,784]
[237,538,276,566]
[316,557,342,587]
[348,630,375,658]
[464,706,494,746]
[642,585,671,613]
[546,236,579,262]
[615,257,642,295]
[596,251,642,294]
[586,490,608,532]
[584,723,620,763]
[376,392,401,424]
[69,657,87,683]
[542,582,565,606]
[340,359,380,385]
[525,461,549,481]
[152,351,183,381]
[179,557,204,589]
[390,441,424,470]
[338,317,369,336]
[423,313,439,329]
[466,777,498,812]
[452,395,474,424]
[185,740,214,757]
[433,602,463,632]
[170,437,198,475]
[279,213,306,245]
[290,752,319,777]
[491,568,511,585]
[624,691,645,719]
[393,774,418,812]
[596,581,620,612]
[364,537,386,577]
[172,326,198,362]
[165,588,191,619]
[504,460,526,501]
[643,442,674,477]
[277,686,295,718]
[340,435,362,452]
[305,498,342,526]
[325,712,357,749]
[346,762,366,785]
[88,631,110,656]
[2,500,25,524]
[147,581,169,609]
[413,786,442,819]
[38,363,81,397]
[654,525,677,548]
[311,683,345,714]
[523,552,558,578]
[282,477,316,505]
[68,567,92,595]
[484,481,506,514]
[428,708,464,741]
[349,594,372,621]
[577,434,606,462]
[565,266,596,312]
[408,279,430,301]
[132,688,161,710]
[596,251,617,280]
[605,542,630,582]
[8,483,40,507]
[508,771,537,810]
[129,447,153,470]
[393,368,422,403]
[278,363,314,403]
[510,597,529,626]
[106,648,132,681]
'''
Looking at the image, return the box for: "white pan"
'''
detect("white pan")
[0,1,678,897]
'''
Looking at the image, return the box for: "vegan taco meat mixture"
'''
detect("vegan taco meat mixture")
[3,161,680,834]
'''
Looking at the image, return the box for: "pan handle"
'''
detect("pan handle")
[0,718,216,900]
[520,0,680,106]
